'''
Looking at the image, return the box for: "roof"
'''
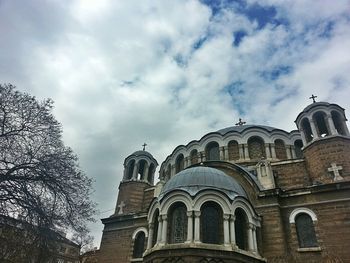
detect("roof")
[125,150,158,165]
[159,166,247,200]
[216,124,282,135]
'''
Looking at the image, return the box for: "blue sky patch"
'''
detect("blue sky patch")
[233,30,247,46]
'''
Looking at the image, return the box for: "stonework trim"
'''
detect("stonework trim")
[132,227,149,239]
[289,207,317,223]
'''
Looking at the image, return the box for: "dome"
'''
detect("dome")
[159,166,247,200]
[131,150,155,158]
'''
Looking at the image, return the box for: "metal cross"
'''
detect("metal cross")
[235,118,246,126]
[117,201,126,215]
[327,162,343,181]
[309,94,317,103]
[142,143,147,151]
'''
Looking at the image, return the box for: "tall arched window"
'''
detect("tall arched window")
[275,139,287,160]
[248,137,265,159]
[235,208,248,250]
[313,111,329,137]
[295,213,318,248]
[126,160,135,180]
[228,140,239,160]
[200,202,223,244]
[168,203,187,244]
[206,142,220,161]
[138,160,146,180]
[294,140,303,159]
[301,118,313,143]
[148,163,155,183]
[152,210,159,247]
[190,149,198,165]
[332,111,346,135]
[133,232,146,258]
[175,154,184,173]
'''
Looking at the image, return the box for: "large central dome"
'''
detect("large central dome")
[159,166,246,200]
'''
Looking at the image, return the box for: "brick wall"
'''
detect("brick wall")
[273,160,310,190]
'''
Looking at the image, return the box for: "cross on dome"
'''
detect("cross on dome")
[235,118,246,126]
[142,143,147,151]
[309,94,318,103]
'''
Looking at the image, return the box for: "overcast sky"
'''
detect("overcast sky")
[1,0,350,247]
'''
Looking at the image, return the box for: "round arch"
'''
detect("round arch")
[193,191,232,215]
[289,207,317,223]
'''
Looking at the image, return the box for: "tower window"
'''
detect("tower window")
[301,118,313,143]
[248,137,265,159]
[332,111,346,135]
[200,202,223,244]
[206,142,220,161]
[275,139,287,160]
[228,140,239,160]
[313,111,329,137]
[294,140,303,159]
[295,213,318,248]
[133,231,146,258]
[190,149,198,165]
[175,154,184,173]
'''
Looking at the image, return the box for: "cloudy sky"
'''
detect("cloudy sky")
[1,0,350,247]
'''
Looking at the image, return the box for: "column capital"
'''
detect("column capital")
[194,211,201,217]
[249,223,256,230]
[223,214,230,220]
[158,216,163,222]
[161,214,168,221]
[187,211,193,217]
[230,215,236,221]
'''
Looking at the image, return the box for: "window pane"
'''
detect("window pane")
[296,213,318,248]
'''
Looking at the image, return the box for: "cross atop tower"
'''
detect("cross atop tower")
[309,94,317,103]
[142,143,147,151]
[235,118,246,126]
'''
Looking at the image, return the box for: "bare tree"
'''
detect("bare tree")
[0,84,96,261]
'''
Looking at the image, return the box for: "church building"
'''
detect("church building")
[98,100,350,263]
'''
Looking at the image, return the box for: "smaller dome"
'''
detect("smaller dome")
[159,166,246,200]
[131,150,155,158]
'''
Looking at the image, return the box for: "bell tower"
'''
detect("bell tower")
[114,148,158,215]
[295,100,350,184]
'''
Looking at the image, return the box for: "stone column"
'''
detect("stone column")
[171,165,175,177]
[219,146,225,160]
[286,146,292,159]
[185,157,190,168]
[186,211,193,243]
[201,152,206,162]
[147,223,154,249]
[194,211,201,243]
[224,146,229,160]
[230,215,237,248]
[161,215,168,244]
[309,119,319,140]
[223,214,230,246]
[132,161,139,180]
[248,223,254,252]
[252,225,258,253]
[299,127,308,145]
[238,144,244,160]
[143,163,149,181]
[265,144,271,159]
[157,216,163,244]
[270,144,276,159]
[326,114,338,135]
[244,144,250,160]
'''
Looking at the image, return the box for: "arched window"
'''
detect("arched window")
[235,208,248,250]
[190,149,198,165]
[301,118,313,143]
[138,160,146,180]
[275,139,287,160]
[228,140,239,160]
[200,202,223,244]
[248,137,265,159]
[332,111,346,135]
[152,210,159,247]
[148,163,155,184]
[206,142,220,161]
[175,154,184,173]
[294,140,303,159]
[126,160,135,180]
[295,213,318,248]
[313,111,329,137]
[168,203,187,244]
[133,231,146,258]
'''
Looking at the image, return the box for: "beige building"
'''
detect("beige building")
[99,101,350,263]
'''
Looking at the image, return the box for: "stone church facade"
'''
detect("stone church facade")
[98,101,350,263]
